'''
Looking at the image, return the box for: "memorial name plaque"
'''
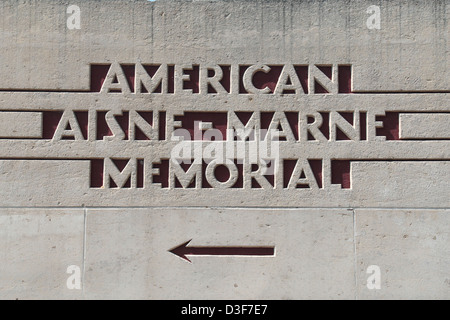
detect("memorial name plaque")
[0,0,448,300]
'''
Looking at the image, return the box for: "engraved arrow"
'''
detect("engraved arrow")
[169,239,275,263]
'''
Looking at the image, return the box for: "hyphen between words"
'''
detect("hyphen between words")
[50,63,397,142]
[52,109,392,190]
[50,62,398,190]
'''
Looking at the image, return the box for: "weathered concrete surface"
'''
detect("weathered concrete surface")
[0,112,42,138]
[2,208,447,300]
[83,208,355,300]
[351,161,450,208]
[355,209,450,300]
[0,209,84,300]
[0,0,448,300]
[400,113,450,139]
[0,0,449,91]
[0,160,90,207]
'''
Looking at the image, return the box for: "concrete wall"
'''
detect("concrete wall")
[0,0,448,299]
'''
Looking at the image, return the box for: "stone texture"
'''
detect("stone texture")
[355,209,450,300]
[0,160,90,207]
[351,161,450,208]
[0,0,447,300]
[0,0,448,91]
[0,209,84,300]
[0,112,42,138]
[83,208,355,300]
[400,113,450,140]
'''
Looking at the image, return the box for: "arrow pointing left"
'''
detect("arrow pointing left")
[169,239,276,263]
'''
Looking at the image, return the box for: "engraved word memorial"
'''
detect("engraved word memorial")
[0,0,448,300]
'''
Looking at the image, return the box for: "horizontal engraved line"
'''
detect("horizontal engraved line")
[0,142,448,158]
[0,89,449,94]
[354,90,450,94]
[0,206,447,210]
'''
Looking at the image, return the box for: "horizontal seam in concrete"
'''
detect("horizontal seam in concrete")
[82,207,87,298]
[353,209,358,301]
[0,206,449,210]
